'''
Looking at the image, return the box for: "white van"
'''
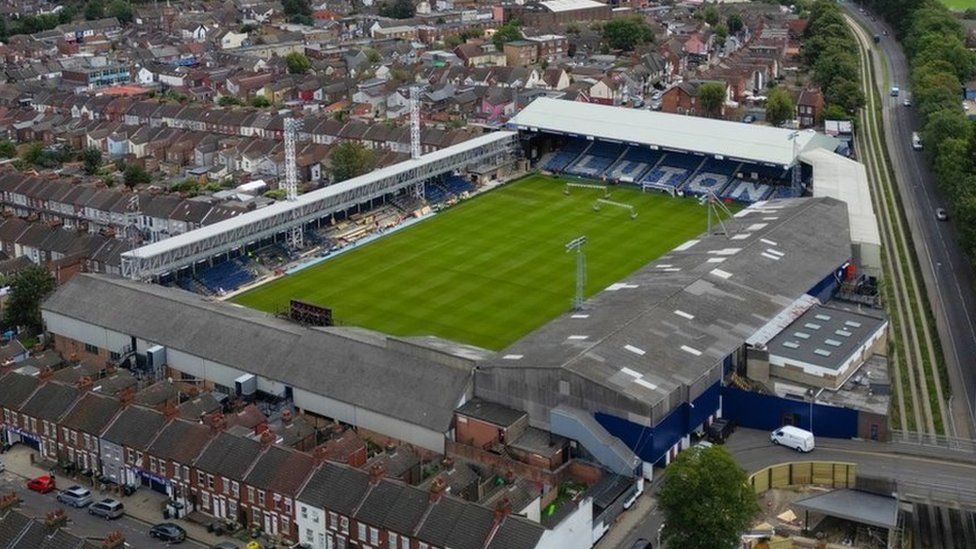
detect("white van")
[770,425,815,452]
[912,132,922,151]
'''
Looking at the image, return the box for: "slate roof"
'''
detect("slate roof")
[0,372,40,409]
[101,405,166,449]
[20,382,80,422]
[193,431,263,480]
[243,445,315,495]
[148,418,213,464]
[60,392,121,435]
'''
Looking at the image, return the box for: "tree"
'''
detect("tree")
[330,142,376,182]
[85,0,105,20]
[283,0,312,22]
[0,141,15,159]
[122,164,151,189]
[21,142,45,166]
[365,48,382,64]
[80,146,102,175]
[714,23,728,43]
[378,0,415,19]
[702,5,720,26]
[601,16,653,51]
[3,266,56,334]
[107,0,133,24]
[697,82,726,117]
[658,445,759,549]
[492,22,522,50]
[286,52,311,74]
[218,95,242,107]
[250,95,271,108]
[764,87,795,126]
[727,13,744,34]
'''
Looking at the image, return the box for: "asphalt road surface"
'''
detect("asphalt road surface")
[0,470,205,548]
[846,5,976,438]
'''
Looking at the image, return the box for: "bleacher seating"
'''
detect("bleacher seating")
[544,140,588,172]
[565,141,625,178]
[607,148,664,182]
[424,182,449,204]
[443,175,475,195]
[639,153,703,191]
[682,158,740,196]
[720,181,774,203]
[196,259,255,294]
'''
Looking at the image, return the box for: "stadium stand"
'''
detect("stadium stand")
[682,158,740,196]
[607,147,665,182]
[565,141,625,178]
[544,140,588,172]
[424,181,449,204]
[720,180,775,202]
[639,153,704,192]
[443,175,476,195]
[196,259,255,294]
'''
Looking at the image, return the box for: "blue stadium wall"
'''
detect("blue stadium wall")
[594,382,721,465]
[721,386,859,439]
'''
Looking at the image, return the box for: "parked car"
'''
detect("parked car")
[705,418,735,444]
[211,543,240,549]
[26,475,56,493]
[770,425,815,452]
[88,498,125,520]
[936,208,949,221]
[903,98,911,107]
[742,114,756,124]
[149,522,187,543]
[57,486,93,508]
[630,539,653,549]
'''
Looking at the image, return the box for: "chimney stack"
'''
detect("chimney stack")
[281,409,293,425]
[259,429,276,448]
[0,493,21,511]
[76,375,94,392]
[313,445,331,465]
[429,477,446,503]
[38,366,54,383]
[160,400,179,421]
[118,386,136,407]
[45,509,68,528]
[104,362,117,375]
[368,464,385,485]
[493,497,512,523]
[441,457,454,471]
[207,412,227,433]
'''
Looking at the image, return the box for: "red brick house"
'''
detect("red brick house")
[240,444,315,541]
[797,87,824,128]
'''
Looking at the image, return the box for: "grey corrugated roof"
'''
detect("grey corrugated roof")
[298,462,370,515]
[477,197,853,424]
[42,275,474,432]
[148,419,213,464]
[487,516,545,549]
[243,445,315,495]
[353,481,403,526]
[792,489,897,529]
[767,304,887,371]
[416,497,467,547]
[456,398,525,428]
[193,432,263,480]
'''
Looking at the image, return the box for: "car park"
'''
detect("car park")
[26,475,56,493]
[88,498,125,520]
[56,486,93,508]
[149,522,187,543]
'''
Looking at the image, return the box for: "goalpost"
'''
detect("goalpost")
[564,182,610,198]
[593,198,637,219]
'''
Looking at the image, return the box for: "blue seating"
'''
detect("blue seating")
[607,148,664,182]
[196,260,255,294]
[566,141,625,178]
[425,182,449,204]
[443,176,475,195]
[719,180,774,203]
[544,140,588,172]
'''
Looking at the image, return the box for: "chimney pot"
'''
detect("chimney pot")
[260,429,275,447]
[76,375,93,391]
[38,366,54,382]
[429,477,446,502]
[281,409,293,424]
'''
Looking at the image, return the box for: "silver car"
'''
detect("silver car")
[56,485,93,508]
[88,498,125,519]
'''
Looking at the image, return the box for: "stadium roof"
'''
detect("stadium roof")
[123,131,517,261]
[476,197,854,424]
[509,98,840,167]
[538,0,606,12]
[42,274,477,433]
[803,148,882,248]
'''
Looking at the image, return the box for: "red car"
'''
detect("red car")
[27,475,56,493]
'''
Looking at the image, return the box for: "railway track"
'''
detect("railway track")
[846,15,949,436]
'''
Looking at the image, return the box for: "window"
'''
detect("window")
[207,474,215,490]
[84,343,98,354]
[282,516,290,533]
[231,481,239,498]
[284,498,292,514]
[109,351,120,361]
[401,535,409,549]
[301,506,308,520]
[273,493,282,511]
[228,499,238,519]
[201,491,210,510]
[389,533,398,549]
[370,527,379,545]
[149,457,157,473]
[182,466,190,482]
[328,512,338,530]
[358,523,366,541]
[306,529,314,542]
[420,543,428,549]
[222,477,230,495]
[247,487,255,503]
[197,471,206,487]
[257,489,265,504]
[340,516,349,535]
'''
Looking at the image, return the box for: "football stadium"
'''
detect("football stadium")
[47,98,884,482]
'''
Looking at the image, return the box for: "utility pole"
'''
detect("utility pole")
[565,236,587,311]
[410,86,422,160]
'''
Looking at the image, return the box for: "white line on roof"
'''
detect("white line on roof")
[624,344,646,356]
[710,268,732,279]
[707,257,726,263]
[673,239,699,251]
[620,367,642,378]
[681,345,703,357]
[568,335,588,340]
[765,248,785,257]
[634,378,658,390]
[503,354,523,360]
[571,314,589,319]
[761,252,781,260]
[674,310,695,320]
[731,233,751,240]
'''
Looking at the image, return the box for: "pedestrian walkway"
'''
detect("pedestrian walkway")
[0,444,225,547]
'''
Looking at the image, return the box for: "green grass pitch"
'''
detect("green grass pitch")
[233,174,709,350]
[940,0,976,10]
